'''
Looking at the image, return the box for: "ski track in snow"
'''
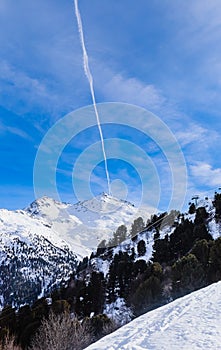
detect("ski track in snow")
[85,282,221,350]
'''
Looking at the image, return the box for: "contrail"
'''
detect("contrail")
[74,0,111,195]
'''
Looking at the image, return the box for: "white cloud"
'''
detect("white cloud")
[0,120,31,140]
[0,0,84,118]
[103,73,166,110]
[176,124,208,147]
[190,162,221,187]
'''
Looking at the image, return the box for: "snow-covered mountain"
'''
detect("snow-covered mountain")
[0,193,150,308]
[24,193,151,256]
[85,281,221,350]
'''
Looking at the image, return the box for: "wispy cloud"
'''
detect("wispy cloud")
[103,73,165,110]
[0,60,70,117]
[190,162,221,187]
[176,124,207,147]
[0,119,31,140]
[0,0,86,120]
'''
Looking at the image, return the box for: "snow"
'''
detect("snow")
[208,220,221,239]
[184,212,196,222]
[0,194,151,261]
[91,258,110,277]
[113,231,154,263]
[197,197,214,211]
[85,281,221,350]
[24,193,151,256]
[103,297,133,326]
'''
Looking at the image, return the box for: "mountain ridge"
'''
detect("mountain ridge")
[24,193,152,255]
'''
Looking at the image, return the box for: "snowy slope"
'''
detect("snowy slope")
[85,281,221,350]
[0,210,78,307]
[0,206,89,260]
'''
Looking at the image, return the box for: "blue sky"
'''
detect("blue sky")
[1,0,221,211]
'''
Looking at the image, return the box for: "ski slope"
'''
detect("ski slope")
[85,282,221,350]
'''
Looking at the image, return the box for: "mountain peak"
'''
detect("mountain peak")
[25,196,69,217]
[74,192,135,215]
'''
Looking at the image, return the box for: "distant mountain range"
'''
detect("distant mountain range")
[1,193,151,259]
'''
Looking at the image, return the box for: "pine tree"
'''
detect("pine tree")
[110,225,127,246]
[172,254,206,297]
[96,240,106,256]
[189,203,196,214]
[130,217,145,238]
[88,272,105,315]
[208,237,221,283]
[213,192,221,219]
[131,275,162,316]
[137,240,146,256]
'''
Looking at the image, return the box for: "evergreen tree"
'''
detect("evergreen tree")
[17,305,33,346]
[172,254,206,297]
[208,237,221,283]
[213,192,221,219]
[191,239,210,267]
[152,234,172,264]
[51,300,70,315]
[131,275,162,316]
[194,207,208,225]
[106,254,119,303]
[137,240,146,256]
[132,260,147,276]
[110,225,127,246]
[87,314,116,339]
[88,272,105,315]
[96,240,106,256]
[153,229,160,241]
[189,203,196,214]
[0,305,16,336]
[130,217,145,238]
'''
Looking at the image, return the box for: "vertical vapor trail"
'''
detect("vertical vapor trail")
[74,0,111,195]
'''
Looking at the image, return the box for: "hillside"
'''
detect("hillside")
[85,281,221,350]
[0,207,78,307]
[63,193,221,324]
